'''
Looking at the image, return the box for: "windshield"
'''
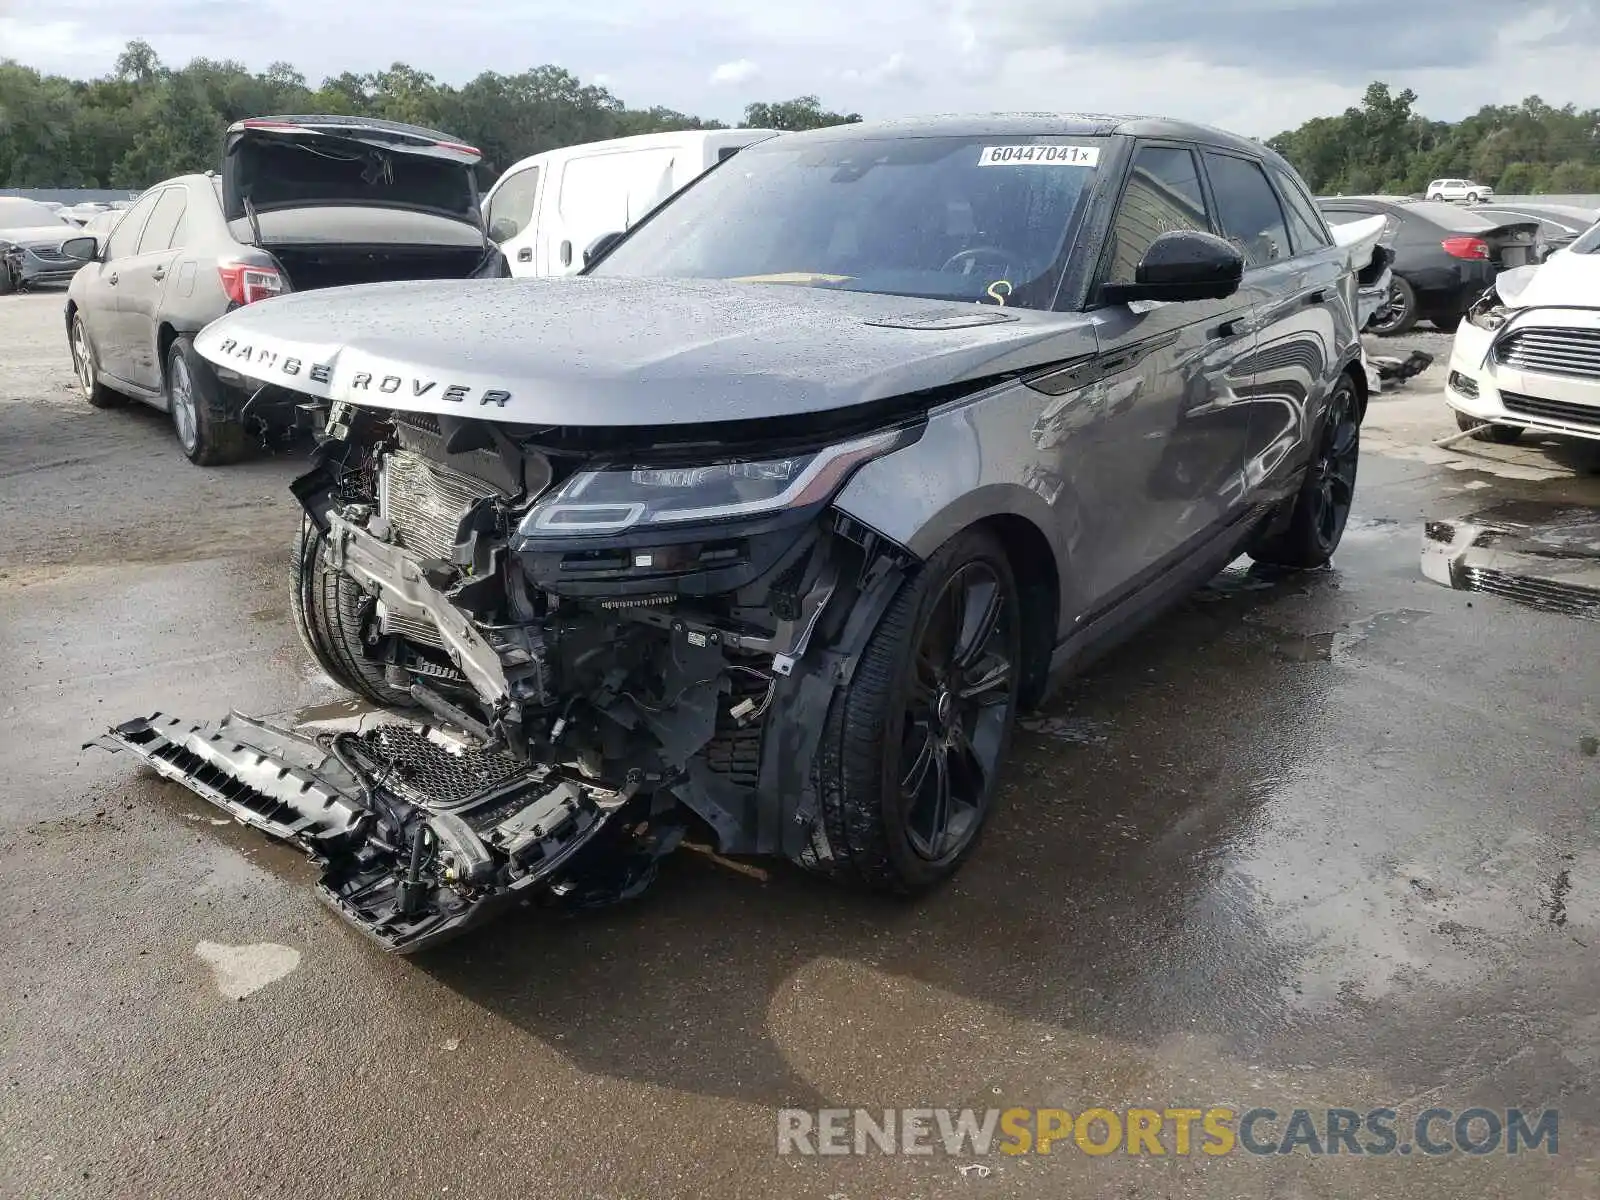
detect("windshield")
[0,199,72,230]
[1572,220,1600,255]
[591,134,1104,310]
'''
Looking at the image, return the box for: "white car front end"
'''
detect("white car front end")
[1444,246,1600,442]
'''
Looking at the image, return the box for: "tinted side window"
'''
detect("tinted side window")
[486,166,539,239]
[1105,145,1212,283]
[138,188,187,253]
[1269,166,1330,254]
[104,190,160,260]
[1203,152,1290,268]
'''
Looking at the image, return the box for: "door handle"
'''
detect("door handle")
[1209,319,1240,339]
[559,240,572,267]
[1304,289,1328,305]
[517,247,532,262]
[151,268,166,281]
[108,272,119,286]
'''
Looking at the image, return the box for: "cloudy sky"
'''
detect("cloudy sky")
[1,0,1596,136]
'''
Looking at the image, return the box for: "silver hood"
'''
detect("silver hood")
[193,276,1083,426]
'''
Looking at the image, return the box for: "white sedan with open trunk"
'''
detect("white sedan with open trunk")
[1444,221,1600,444]
[60,115,508,464]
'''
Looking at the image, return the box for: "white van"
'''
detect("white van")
[483,128,776,276]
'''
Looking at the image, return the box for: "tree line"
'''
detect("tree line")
[3,45,1596,197]
[1268,82,1600,196]
[0,40,860,188]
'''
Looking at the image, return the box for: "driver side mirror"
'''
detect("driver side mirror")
[583,230,625,267]
[60,235,99,262]
[487,216,519,244]
[1101,230,1243,305]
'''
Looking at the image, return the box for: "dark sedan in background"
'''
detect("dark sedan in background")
[0,197,85,293]
[62,114,508,465]
[1315,195,1539,335]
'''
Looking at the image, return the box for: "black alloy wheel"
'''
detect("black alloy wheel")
[1307,383,1360,555]
[898,561,1015,865]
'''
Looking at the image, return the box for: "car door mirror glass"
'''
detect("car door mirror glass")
[488,216,520,244]
[60,235,98,262]
[1102,230,1243,304]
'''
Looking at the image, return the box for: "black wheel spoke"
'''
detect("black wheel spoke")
[906,745,952,857]
[901,725,938,795]
[959,654,1012,701]
[952,574,1003,669]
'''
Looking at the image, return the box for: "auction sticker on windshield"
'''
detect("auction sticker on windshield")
[978,144,1100,167]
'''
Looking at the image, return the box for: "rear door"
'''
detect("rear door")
[113,184,187,391]
[1078,142,1257,605]
[1202,153,1348,509]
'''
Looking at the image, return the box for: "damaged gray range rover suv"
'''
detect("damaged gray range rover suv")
[98,115,1370,953]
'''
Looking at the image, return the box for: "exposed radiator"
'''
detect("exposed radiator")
[378,449,502,564]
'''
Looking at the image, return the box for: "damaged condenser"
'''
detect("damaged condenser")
[95,395,920,953]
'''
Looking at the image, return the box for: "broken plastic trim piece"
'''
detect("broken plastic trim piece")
[89,711,628,953]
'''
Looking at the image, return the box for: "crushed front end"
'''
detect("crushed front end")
[96,399,919,952]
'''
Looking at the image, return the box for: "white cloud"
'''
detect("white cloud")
[708,58,760,86]
[2,0,1595,136]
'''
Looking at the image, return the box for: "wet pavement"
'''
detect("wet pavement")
[2,290,1598,1198]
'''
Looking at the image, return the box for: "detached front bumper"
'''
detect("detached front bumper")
[1444,309,1600,443]
[91,710,632,953]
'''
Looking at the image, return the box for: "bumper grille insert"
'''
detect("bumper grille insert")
[1496,327,1600,380]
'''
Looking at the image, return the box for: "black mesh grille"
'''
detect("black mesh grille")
[1500,390,1600,429]
[352,725,539,809]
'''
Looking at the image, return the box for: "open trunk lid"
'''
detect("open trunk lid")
[223,115,485,232]
[1478,221,1543,269]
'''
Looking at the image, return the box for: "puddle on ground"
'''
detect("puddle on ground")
[1421,501,1600,620]
[1257,609,1430,664]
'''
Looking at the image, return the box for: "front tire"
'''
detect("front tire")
[166,335,251,465]
[0,261,15,295]
[1250,374,1361,569]
[291,517,414,708]
[1466,192,1480,203]
[797,527,1021,894]
[70,313,122,408]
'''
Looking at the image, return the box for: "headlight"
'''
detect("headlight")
[519,428,908,537]
[1467,303,1510,332]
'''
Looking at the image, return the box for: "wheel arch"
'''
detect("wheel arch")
[1344,357,1369,423]
[157,321,183,385]
[972,512,1060,710]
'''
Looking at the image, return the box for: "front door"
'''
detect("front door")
[486,164,541,276]
[82,188,161,385]
[1074,142,1256,607]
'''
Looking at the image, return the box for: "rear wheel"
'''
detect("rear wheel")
[0,261,15,295]
[167,335,251,465]
[797,527,1021,894]
[291,517,414,708]
[1454,410,1524,443]
[1369,277,1418,336]
[1250,374,1361,569]
[1466,192,1480,203]
[1428,192,1444,201]
[70,313,122,408]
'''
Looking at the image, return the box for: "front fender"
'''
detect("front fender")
[833,379,1085,629]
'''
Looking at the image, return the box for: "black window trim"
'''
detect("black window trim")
[1265,163,1333,254]
[1196,147,1294,271]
